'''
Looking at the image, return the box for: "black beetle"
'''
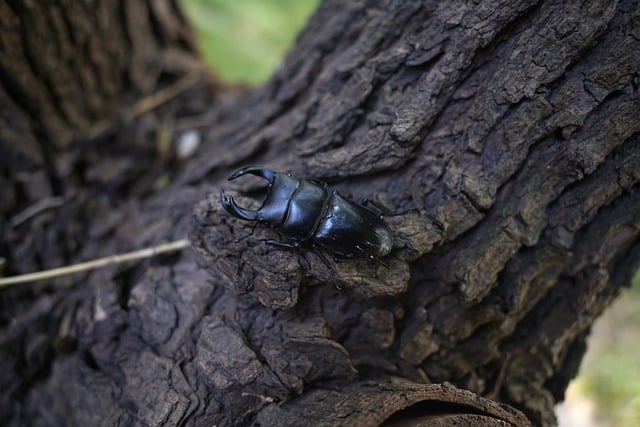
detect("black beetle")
[220,167,393,262]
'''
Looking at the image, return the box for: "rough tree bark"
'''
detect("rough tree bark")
[1,0,639,426]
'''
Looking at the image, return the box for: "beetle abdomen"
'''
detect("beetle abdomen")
[314,193,393,259]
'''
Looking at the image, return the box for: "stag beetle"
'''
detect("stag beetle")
[220,167,393,262]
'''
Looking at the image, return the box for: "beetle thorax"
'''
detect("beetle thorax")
[252,173,328,242]
[277,179,328,241]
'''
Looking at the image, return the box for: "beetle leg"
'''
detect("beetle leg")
[360,198,393,216]
[309,179,329,190]
[373,258,391,270]
[233,221,261,243]
[354,244,391,270]
[332,254,353,263]
[362,197,421,216]
[313,249,340,289]
[263,239,300,250]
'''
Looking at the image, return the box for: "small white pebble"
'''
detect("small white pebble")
[176,130,201,159]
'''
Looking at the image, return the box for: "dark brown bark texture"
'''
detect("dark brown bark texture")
[0,0,204,216]
[2,0,640,426]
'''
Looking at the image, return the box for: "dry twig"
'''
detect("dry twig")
[0,239,190,288]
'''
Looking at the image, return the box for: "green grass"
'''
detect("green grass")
[181,0,319,84]
[581,352,640,423]
[574,280,640,426]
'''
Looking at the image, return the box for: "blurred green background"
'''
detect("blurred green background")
[180,1,640,425]
[182,0,320,84]
[563,278,640,427]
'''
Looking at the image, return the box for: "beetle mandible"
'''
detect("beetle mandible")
[220,167,393,262]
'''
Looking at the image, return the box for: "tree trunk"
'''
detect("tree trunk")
[2,1,639,426]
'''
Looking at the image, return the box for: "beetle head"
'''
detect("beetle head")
[220,167,299,226]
